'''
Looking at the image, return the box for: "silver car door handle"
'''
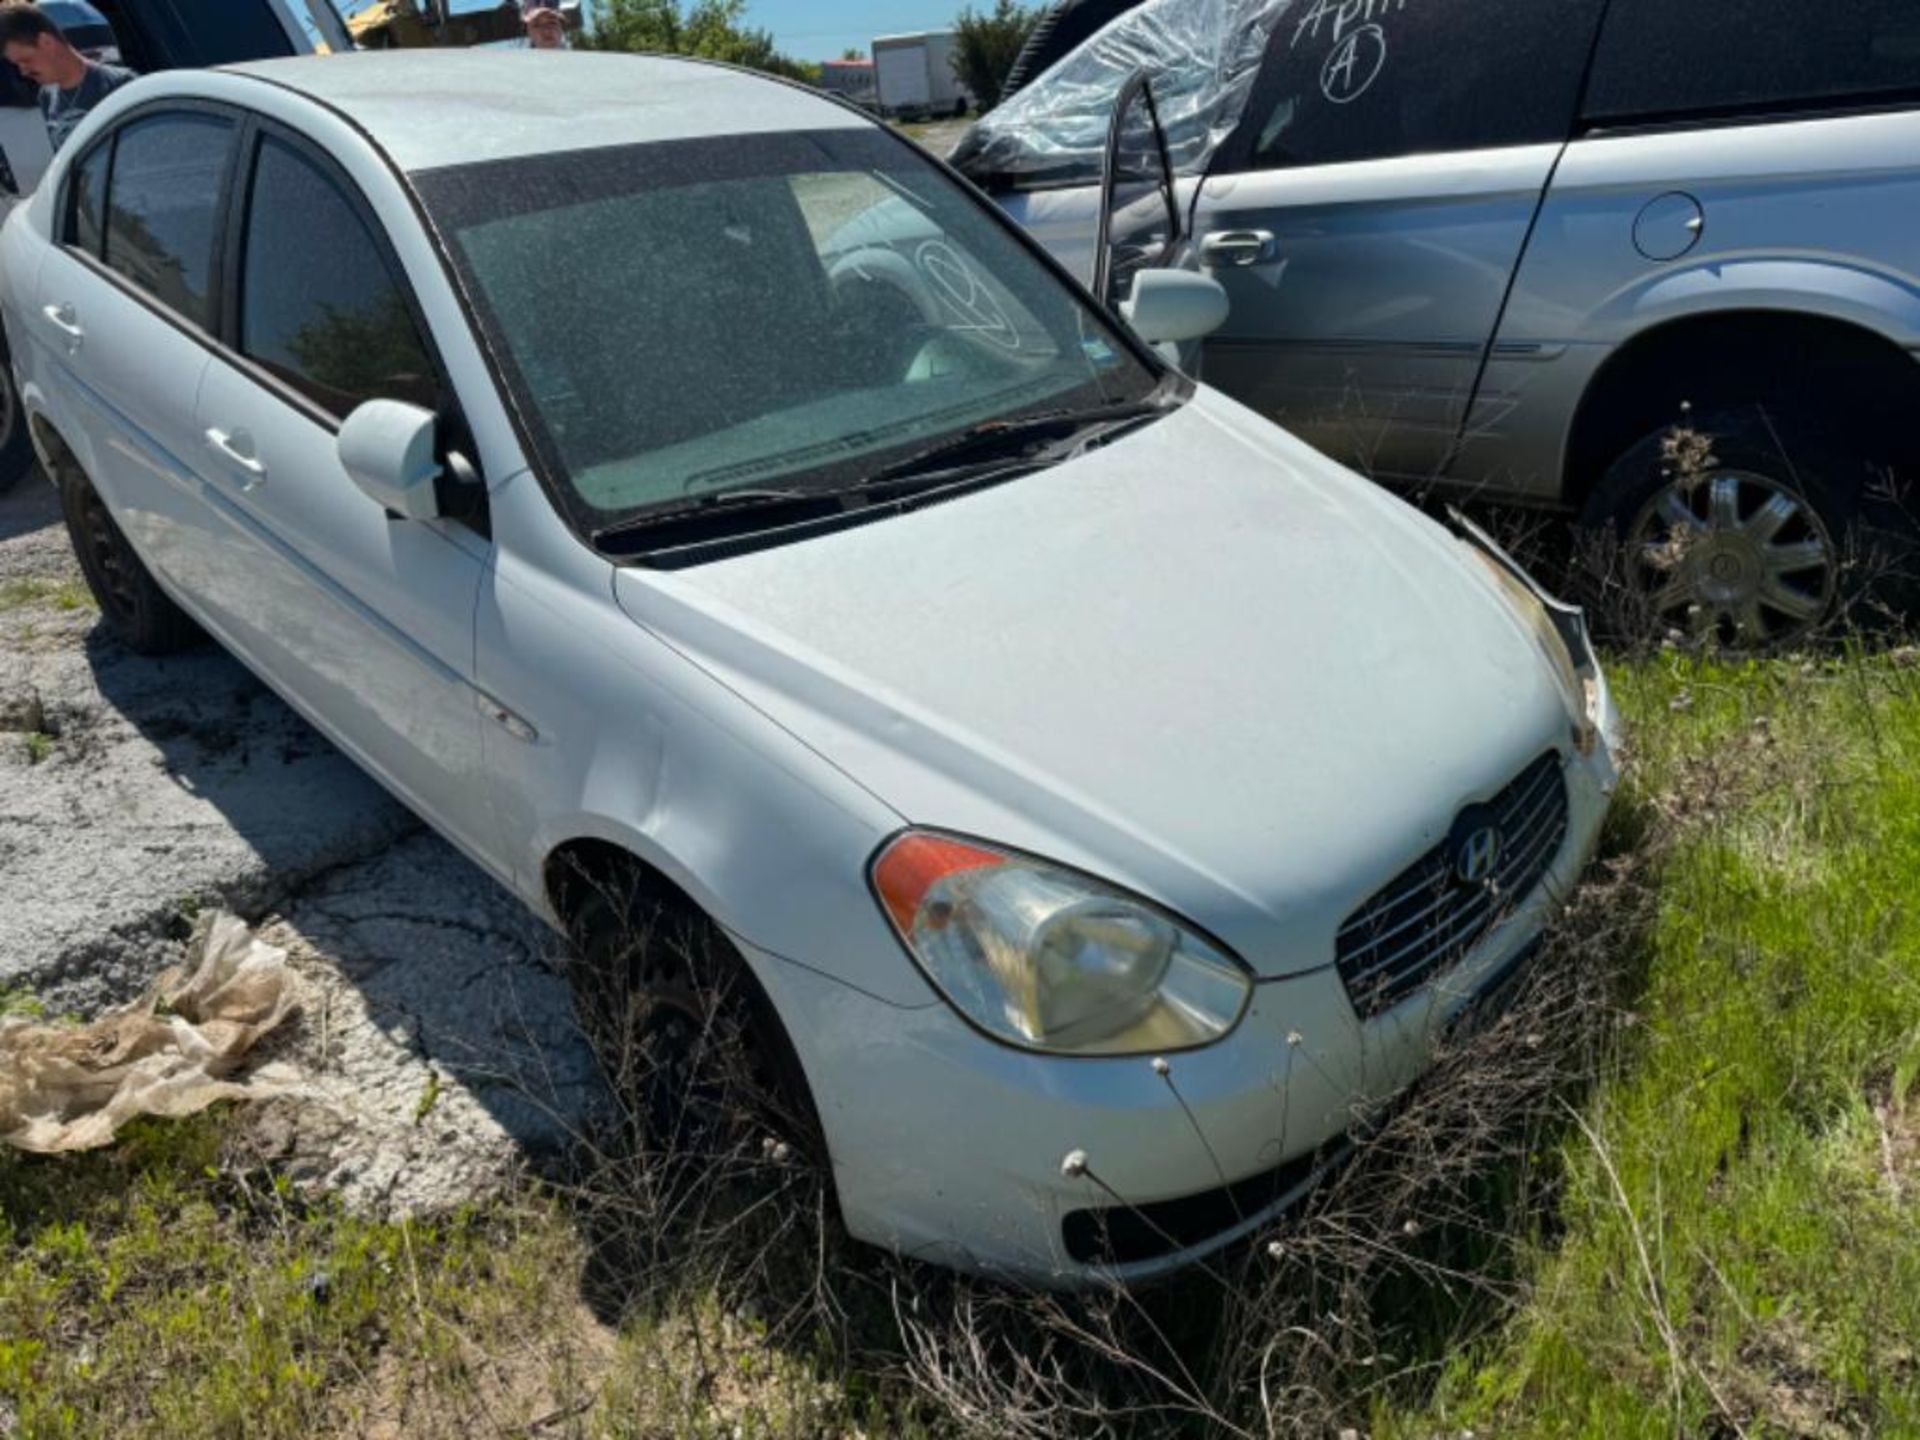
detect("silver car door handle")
[205,427,268,490]
[1200,230,1278,268]
[41,301,83,348]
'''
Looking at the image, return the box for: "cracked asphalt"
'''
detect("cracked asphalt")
[0,472,603,1212]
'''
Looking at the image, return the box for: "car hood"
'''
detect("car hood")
[613,390,1577,979]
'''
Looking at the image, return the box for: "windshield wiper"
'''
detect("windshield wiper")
[590,397,1172,553]
[859,401,1166,491]
[591,486,818,546]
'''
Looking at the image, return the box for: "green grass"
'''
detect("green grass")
[0,577,94,615]
[1378,648,1920,1437]
[0,1118,600,1439]
[0,1121,916,1437]
[3,647,1918,1436]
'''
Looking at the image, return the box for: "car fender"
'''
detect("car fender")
[521,685,938,1011]
[1588,255,1920,351]
[12,347,107,502]
[476,479,933,1011]
[1463,253,1920,505]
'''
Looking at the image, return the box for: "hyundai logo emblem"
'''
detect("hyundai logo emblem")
[1454,824,1504,887]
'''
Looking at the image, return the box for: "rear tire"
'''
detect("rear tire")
[58,456,202,654]
[0,356,36,495]
[1579,405,1886,649]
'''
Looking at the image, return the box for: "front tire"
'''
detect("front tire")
[58,457,202,654]
[566,888,821,1171]
[1581,406,1863,649]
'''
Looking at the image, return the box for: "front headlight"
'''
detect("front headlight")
[1452,511,1607,756]
[870,832,1253,1057]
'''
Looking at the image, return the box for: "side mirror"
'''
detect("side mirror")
[337,399,443,520]
[1122,269,1229,345]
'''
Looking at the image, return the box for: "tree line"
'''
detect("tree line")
[585,0,1046,113]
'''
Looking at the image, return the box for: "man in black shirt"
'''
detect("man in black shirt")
[0,6,134,154]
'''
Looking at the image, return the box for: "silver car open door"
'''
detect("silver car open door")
[1094,71,1180,308]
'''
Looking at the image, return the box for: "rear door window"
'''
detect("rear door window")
[237,134,437,418]
[66,136,112,257]
[1240,0,1605,170]
[1586,1,1920,125]
[100,110,234,330]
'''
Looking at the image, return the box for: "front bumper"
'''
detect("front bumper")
[748,731,1621,1287]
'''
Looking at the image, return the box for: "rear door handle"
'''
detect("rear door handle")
[41,301,83,349]
[205,426,267,491]
[1200,230,1278,268]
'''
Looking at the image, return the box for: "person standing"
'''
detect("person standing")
[521,0,570,50]
[0,6,134,153]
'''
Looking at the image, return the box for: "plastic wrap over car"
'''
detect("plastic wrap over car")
[951,0,1294,190]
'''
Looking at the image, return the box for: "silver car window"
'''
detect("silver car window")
[100,111,235,332]
[239,134,437,418]
[1587,0,1920,124]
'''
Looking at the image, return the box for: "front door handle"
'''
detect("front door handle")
[205,426,267,491]
[1200,230,1278,268]
[41,301,83,350]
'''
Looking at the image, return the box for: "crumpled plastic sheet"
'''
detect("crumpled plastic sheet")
[952,0,1296,188]
[1,913,304,1154]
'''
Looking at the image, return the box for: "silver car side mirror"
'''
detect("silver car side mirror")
[1121,269,1230,345]
[337,399,443,520]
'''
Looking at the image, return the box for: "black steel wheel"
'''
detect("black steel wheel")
[0,356,36,495]
[57,455,202,654]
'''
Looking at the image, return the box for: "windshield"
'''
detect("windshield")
[415,127,1164,540]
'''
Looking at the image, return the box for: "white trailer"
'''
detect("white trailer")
[873,31,971,119]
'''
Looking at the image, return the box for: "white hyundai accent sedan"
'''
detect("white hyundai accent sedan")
[1,52,1620,1283]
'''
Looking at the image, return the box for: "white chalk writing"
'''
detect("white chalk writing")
[916,241,1022,352]
[1292,0,1408,50]
[1320,23,1388,103]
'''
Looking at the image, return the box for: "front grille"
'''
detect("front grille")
[1061,1138,1344,1267]
[1335,752,1569,1019]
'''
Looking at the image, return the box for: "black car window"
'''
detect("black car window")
[66,138,112,257]
[1586,0,1920,125]
[101,111,233,330]
[238,134,436,419]
[67,137,112,257]
[1241,0,1605,171]
[163,0,296,64]
[87,0,293,70]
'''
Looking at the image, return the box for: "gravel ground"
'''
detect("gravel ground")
[0,470,602,1211]
[897,117,971,157]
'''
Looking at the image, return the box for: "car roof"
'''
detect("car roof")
[222,50,870,174]
[40,0,109,21]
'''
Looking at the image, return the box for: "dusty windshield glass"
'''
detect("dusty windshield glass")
[417,128,1162,535]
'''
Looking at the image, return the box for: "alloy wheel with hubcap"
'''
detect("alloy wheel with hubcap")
[1627,468,1837,648]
